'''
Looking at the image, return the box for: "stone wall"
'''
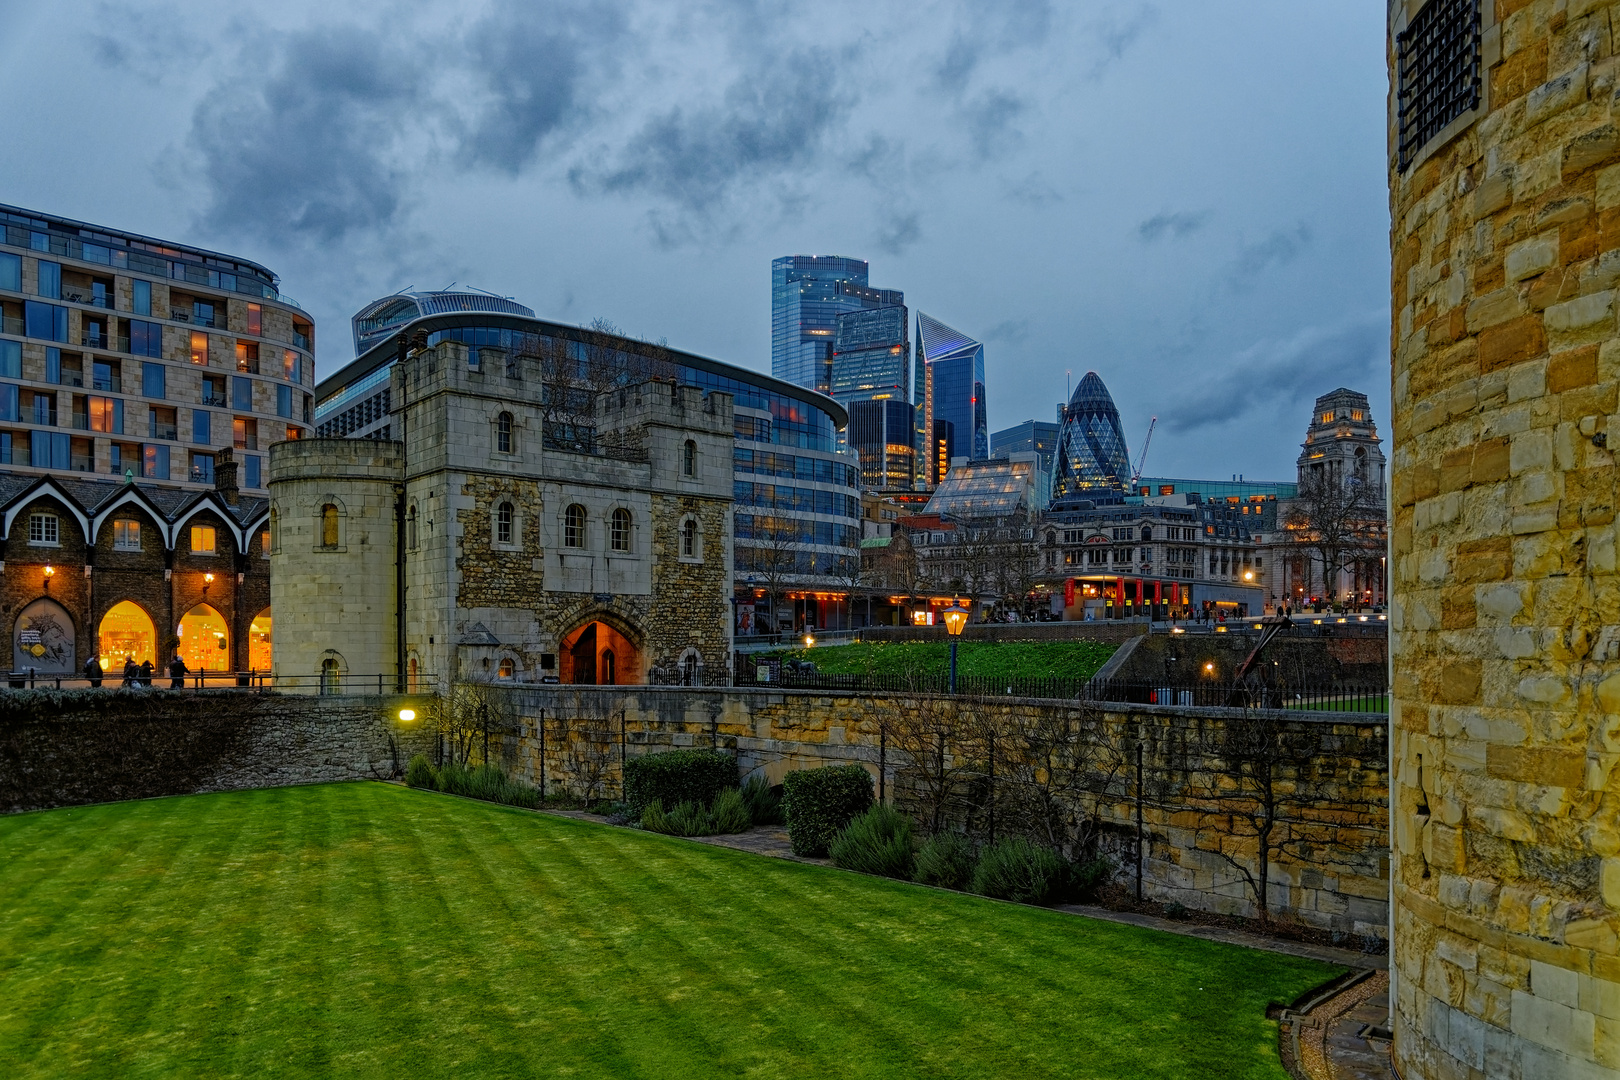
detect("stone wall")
[474,686,1389,939]
[0,689,433,813]
[1388,1,1620,1076]
[1108,629,1389,687]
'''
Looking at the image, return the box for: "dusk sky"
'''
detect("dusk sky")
[0,1,1389,480]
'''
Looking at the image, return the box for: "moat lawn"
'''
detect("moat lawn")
[0,783,1337,1079]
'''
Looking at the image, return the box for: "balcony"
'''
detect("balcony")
[292,331,310,351]
[71,412,88,431]
[3,316,23,336]
[80,332,109,349]
[61,287,110,309]
[150,423,177,441]
[170,309,219,328]
[93,375,121,393]
[71,453,93,472]
[201,391,227,407]
[237,359,260,375]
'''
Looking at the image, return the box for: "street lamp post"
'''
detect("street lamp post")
[943,601,969,694]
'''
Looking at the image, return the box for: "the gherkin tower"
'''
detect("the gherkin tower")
[1049,371,1130,506]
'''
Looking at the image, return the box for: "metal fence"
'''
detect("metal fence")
[744,666,1387,713]
[0,671,438,695]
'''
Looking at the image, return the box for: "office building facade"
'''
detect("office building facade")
[770,256,901,395]
[1050,371,1131,507]
[832,303,913,490]
[991,418,1060,506]
[0,203,314,492]
[915,312,988,475]
[317,292,863,634]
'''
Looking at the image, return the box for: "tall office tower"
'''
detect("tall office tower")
[1049,370,1130,507]
[831,304,911,490]
[0,203,314,491]
[770,256,901,394]
[915,312,988,474]
[847,400,916,491]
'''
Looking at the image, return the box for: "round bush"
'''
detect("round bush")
[970,837,1074,906]
[404,754,438,790]
[782,765,873,857]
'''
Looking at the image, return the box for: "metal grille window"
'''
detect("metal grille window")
[1397,0,1481,170]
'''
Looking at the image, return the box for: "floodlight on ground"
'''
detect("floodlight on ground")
[398,708,416,723]
[803,635,815,648]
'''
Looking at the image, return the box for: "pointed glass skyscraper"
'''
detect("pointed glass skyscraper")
[915,313,988,477]
[1050,371,1131,506]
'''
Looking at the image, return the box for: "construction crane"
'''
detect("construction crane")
[1129,416,1158,487]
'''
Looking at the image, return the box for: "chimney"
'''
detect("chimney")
[214,447,240,505]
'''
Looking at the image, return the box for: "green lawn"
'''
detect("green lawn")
[0,783,1338,1079]
[781,639,1118,681]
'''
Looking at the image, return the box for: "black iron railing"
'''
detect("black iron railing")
[0,671,438,694]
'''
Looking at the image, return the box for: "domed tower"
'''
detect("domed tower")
[1050,371,1131,507]
[1389,3,1620,1077]
[1295,388,1386,499]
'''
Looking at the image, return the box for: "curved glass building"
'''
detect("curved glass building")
[1050,371,1130,507]
[318,291,862,632]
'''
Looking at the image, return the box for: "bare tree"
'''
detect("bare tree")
[520,317,679,447]
[442,680,518,767]
[1282,472,1383,606]
[883,689,975,835]
[741,515,806,639]
[992,704,1132,860]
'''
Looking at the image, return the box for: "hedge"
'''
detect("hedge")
[622,749,737,815]
[782,765,873,857]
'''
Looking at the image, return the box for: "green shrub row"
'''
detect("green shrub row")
[829,805,913,878]
[623,749,737,815]
[641,788,752,837]
[782,765,874,856]
[404,755,541,809]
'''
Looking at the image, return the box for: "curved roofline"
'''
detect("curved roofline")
[318,310,848,428]
[0,202,279,286]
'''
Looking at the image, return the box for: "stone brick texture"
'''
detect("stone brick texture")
[0,689,433,813]
[1390,1,1620,1075]
[470,686,1389,938]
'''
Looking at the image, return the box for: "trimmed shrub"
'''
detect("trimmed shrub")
[710,787,752,834]
[623,749,738,816]
[913,831,977,891]
[970,837,1073,906]
[434,761,541,809]
[405,754,437,789]
[1071,856,1111,902]
[641,799,718,837]
[782,765,873,857]
[740,776,784,826]
[829,804,914,878]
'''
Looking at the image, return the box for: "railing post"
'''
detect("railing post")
[1135,741,1144,903]
[538,709,546,799]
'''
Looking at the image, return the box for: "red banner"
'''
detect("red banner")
[1064,578,1075,606]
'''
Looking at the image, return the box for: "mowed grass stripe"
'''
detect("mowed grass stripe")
[0,782,1338,1080]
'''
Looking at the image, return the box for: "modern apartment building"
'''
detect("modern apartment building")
[0,204,314,491]
[770,256,902,395]
[317,291,864,634]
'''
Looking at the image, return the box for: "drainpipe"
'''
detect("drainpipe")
[394,332,408,692]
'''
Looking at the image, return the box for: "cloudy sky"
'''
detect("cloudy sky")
[1,1,1388,480]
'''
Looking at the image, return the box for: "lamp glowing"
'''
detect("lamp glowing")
[942,603,970,637]
[204,573,215,583]
[398,708,417,723]
[1243,570,1254,581]
[803,634,815,648]
[42,565,52,592]
[1204,662,1215,673]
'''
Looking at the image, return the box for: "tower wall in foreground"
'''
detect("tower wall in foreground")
[1388,1,1620,1075]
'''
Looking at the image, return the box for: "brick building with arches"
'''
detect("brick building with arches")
[0,448,270,679]
[269,337,734,691]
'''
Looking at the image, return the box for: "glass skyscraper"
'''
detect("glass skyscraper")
[831,304,913,490]
[1050,371,1131,507]
[915,312,988,475]
[991,418,1060,507]
[771,256,901,395]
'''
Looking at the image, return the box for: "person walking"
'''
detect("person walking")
[84,654,103,689]
[168,654,189,690]
[121,657,137,688]
[138,659,154,688]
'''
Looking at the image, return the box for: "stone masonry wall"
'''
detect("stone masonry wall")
[1389,1,1620,1076]
[474,686,1389,939]
[0,690,434,814]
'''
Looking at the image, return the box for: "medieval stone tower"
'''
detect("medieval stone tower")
[1389,1,1620,1077]
[269,338,735,691]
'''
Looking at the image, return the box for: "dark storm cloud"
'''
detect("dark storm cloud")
[581,46,856,214]
[987,319,1029,343]
[1138,211,1211,242]
[459,1,630,175]
[933,0,1053,89]
[875,209,921,255]
[190,26,427,243]
[1090,6,1157,69]
[1160,315,1384,433]
[1231,224,1312,283]
[963,90,1026,160]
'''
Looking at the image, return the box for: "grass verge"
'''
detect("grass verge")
[777,639,1117,681]
[0,783,1339,1079]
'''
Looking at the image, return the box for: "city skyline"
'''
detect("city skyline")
[0,2,1388,482]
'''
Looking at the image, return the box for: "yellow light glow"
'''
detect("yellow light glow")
[1243,571,1254,581]
[204,573,215,584]
[942,604,970,636]
[42,565,53,578]
[398,708,416,723]
[803,634,815,648]
[1204,662,1214,673]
